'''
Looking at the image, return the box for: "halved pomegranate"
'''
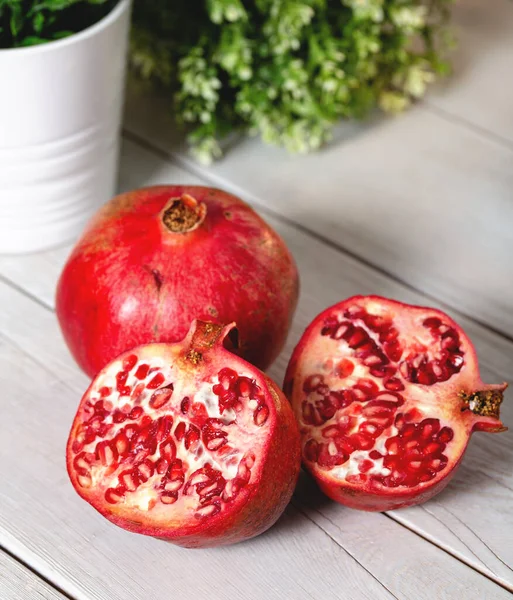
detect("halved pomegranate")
[67,321,301,548]
[284,296,507,511]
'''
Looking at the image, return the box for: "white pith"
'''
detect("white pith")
[74,353,270,517]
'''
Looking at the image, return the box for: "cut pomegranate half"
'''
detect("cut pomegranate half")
[284,296,507,511]
[67,321,301,547]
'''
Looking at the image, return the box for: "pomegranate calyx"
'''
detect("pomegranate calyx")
[162,194,207,233]
[185,321,238,363]
[460,385,507,420]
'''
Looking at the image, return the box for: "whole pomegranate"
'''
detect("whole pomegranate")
[67,320,301,548]
[284,295,507,511]
[56,186,299,378]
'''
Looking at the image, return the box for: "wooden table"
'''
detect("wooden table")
[1,1,512,598]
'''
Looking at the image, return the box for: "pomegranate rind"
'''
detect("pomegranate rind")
[56,185,299,378]
[67,323,301,548]
[284,295,507,512]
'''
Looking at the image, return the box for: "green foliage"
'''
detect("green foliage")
[131,0,454,163]
[0,0,118,47]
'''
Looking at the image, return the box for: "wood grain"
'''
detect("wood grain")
[0,551,65,600]
[427,0,513,146]
[0,139,511,596]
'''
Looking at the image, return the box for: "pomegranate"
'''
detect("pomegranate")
[56,186,299,378]
[66,320,301,548]
[284,295,507,511]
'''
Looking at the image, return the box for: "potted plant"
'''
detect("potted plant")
[130,0,453,164]
[0,0,132,254]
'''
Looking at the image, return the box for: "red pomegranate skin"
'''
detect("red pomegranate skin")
[284,295,508,512]
[56,186,299,378]
[66,321,301,548]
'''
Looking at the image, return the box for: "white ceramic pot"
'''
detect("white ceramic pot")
[0,0,132,254]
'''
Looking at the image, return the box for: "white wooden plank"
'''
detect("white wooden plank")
[0,551,65,600]
[427,0,513,145]
[0,278,509,600]
[0,139,512,593]
[294,475,511,600]
[122,84,513,341]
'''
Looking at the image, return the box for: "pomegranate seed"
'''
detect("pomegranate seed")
[303,374,324,392]
[149,385,174,409]
[156,458,169,474]
[330,323,349,340]
[369,450,382,460]
[134,364,150,380]
[417,368,436,386]
[364,314,388,331]
[73,453,90,474]
[105,486,126,504]
[114,432,129,456]
[123,355,138,372]
[317,444,349,468]
[349,433,374,451]
[160,439,177,461]
[354,379,379,397]
[112,410,127,424]
[437,427,454,443]
[358,459,374,473]
[116,371,128,390]
[404,437,420,449]
[72,440,84,454]
[147,372,165,389]
[223,479,241,502]
[96,441,118,466]
[336,436,356,455]
[137,460,155,482]
[237,377,254,397]
[362,353,385,367]
[330,390,354,409]
[304,439,319,462]
[385,438,401,455]
[322,425,342,438]
[185,426,200,450]
[447,353,464,369]
[161,492,178,505]
[359,421,380,437]
[236,461,251,483]
[383,341,403,362]
[180,397,190,414]
[347,327,369,349]
[99,386,112,397]
[218,368,238,388]
[195,502,221,519]
[119,469,139,491]
[187,471,210,488]
[419,418,440,438]
[129,406,144,419]
[336,358,354,378]
[174,421,186,441]
[206,436,228,451]
[77,473,92,488]
[423,317,442,329]
[423,442,442,455]
[384,377,405,392]
[254,404,269,426]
